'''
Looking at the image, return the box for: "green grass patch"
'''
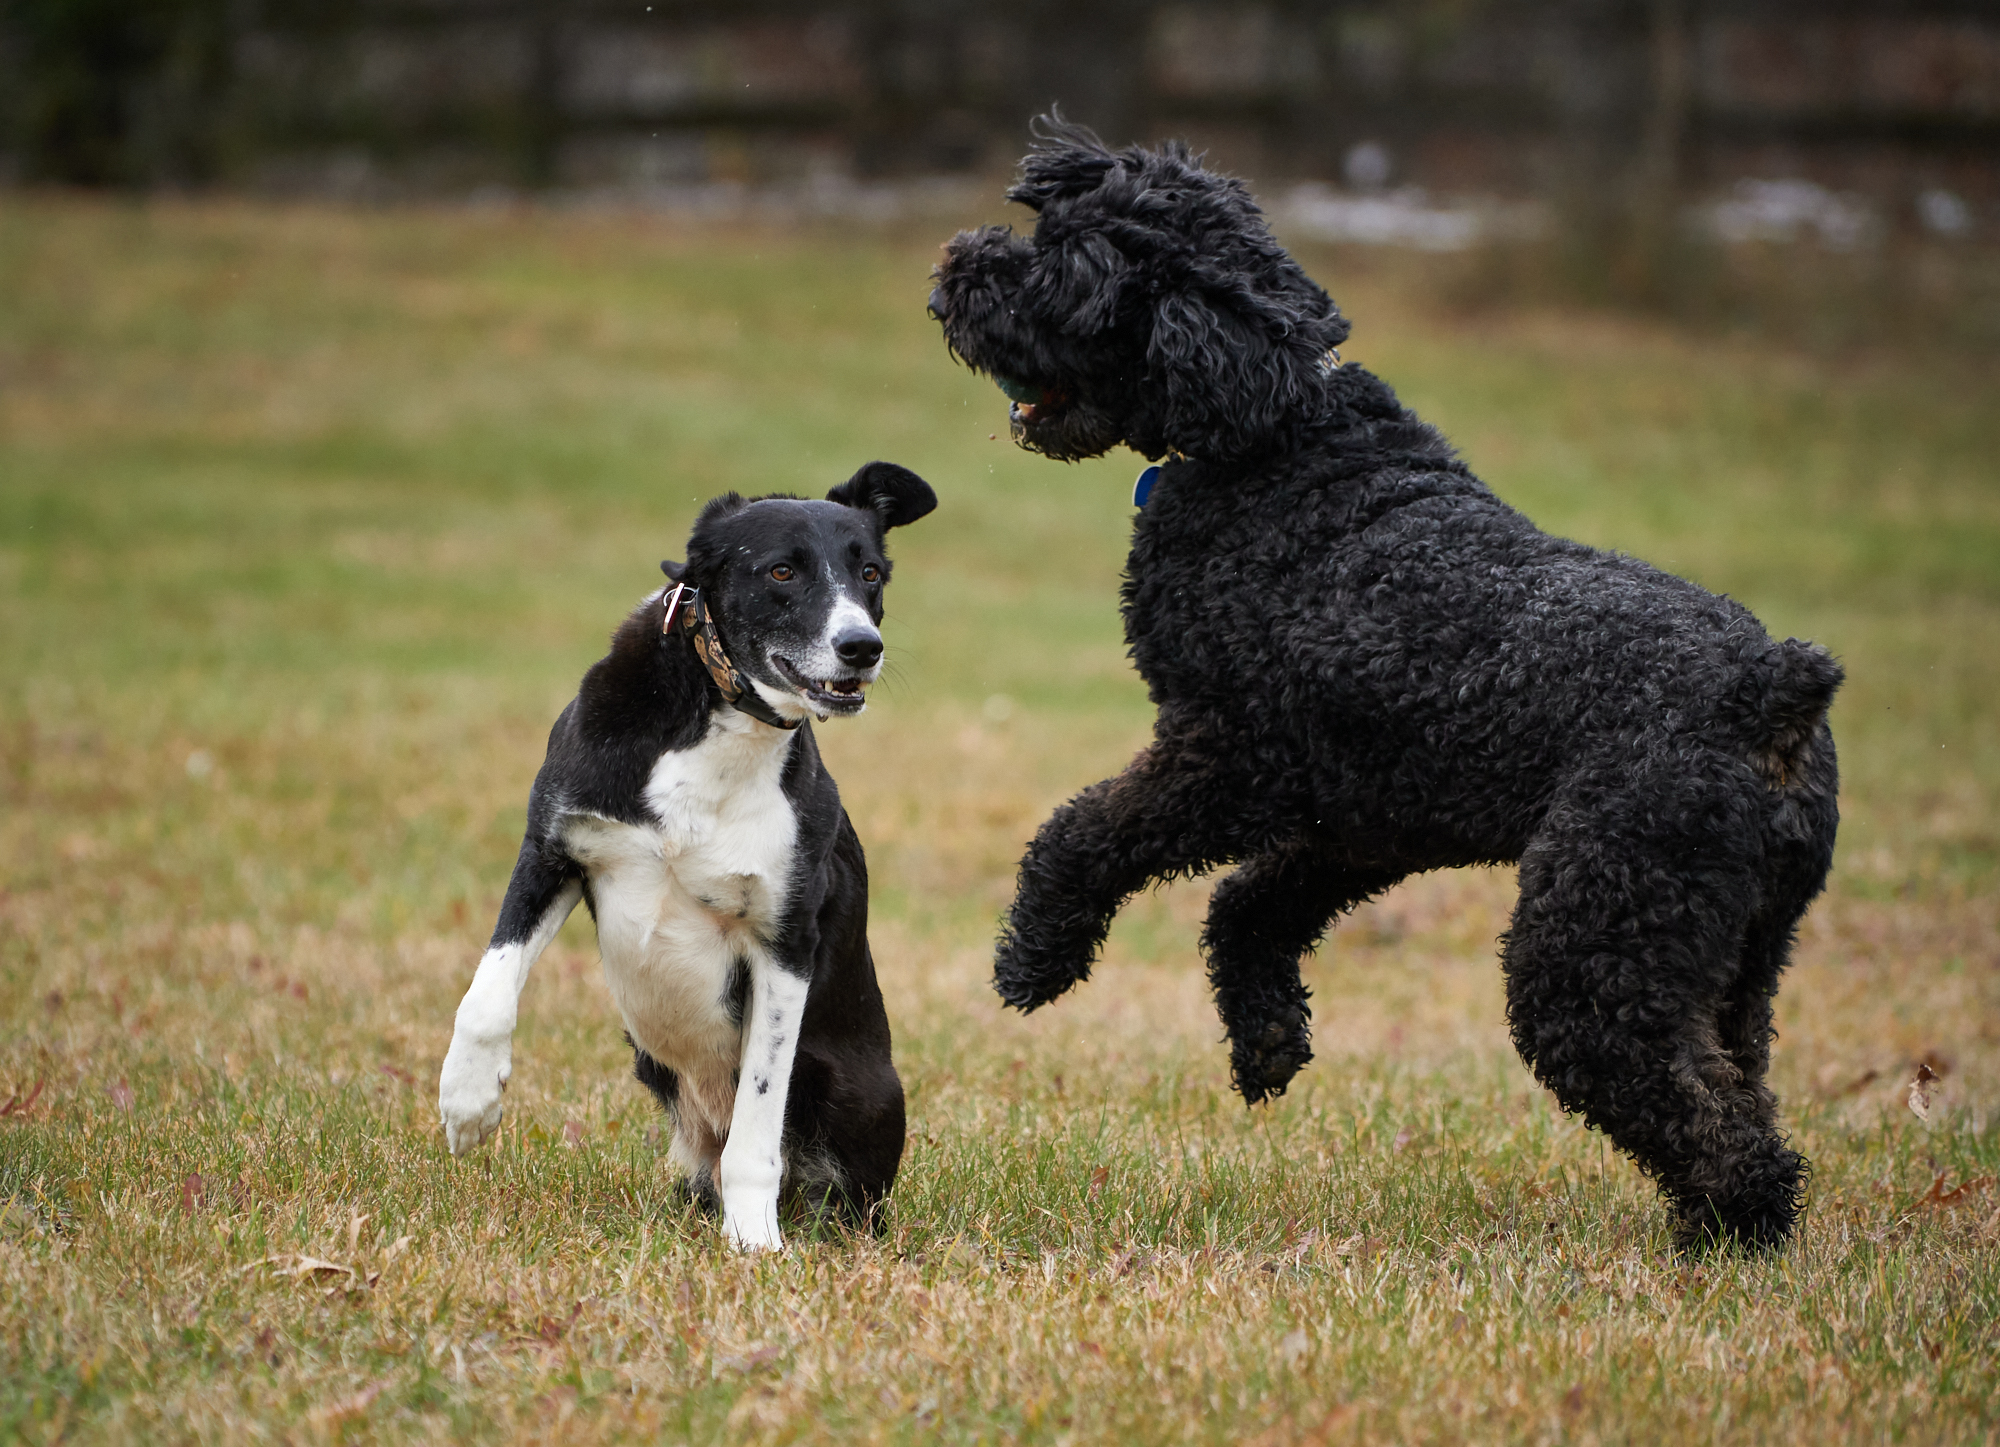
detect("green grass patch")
[1,196,1996,1443]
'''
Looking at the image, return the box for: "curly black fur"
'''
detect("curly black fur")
[929,116,1842,1254]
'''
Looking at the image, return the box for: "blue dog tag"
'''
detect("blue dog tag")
[1133,465,1160,508]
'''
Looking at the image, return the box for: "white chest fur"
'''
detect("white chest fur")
[563,711,800,1079]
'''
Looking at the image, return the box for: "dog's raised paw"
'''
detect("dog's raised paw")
[1230,1010,1312,1105]
[992,927,1097,1012]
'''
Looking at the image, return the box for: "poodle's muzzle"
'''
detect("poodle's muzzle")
[928,229,1129,463]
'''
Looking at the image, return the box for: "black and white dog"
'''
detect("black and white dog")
[438,462,935,1250]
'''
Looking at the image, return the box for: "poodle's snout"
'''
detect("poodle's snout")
[926,286,947,320]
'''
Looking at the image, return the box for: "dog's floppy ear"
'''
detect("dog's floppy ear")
[1049,232,1129,336]
[659,559,686,582]
[827,461,938,530]
[1007,109,1117,213]
[1146,281,1348,459]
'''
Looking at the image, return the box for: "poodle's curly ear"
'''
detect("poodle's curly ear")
[1008,109,1117,212]
[1145,282,1350,458]
[1048,232,1130,336]
[1152,287,1336,457]
[827,461,938,529]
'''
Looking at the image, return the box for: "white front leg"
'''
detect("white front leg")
[719,960,812,1252]
[438,879,582,1156]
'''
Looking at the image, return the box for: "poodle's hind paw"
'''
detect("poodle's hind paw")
[1229,1008,1312,1105]
[1670,1149,1808,1256]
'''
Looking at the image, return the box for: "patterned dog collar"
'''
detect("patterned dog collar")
[661,582,801,731]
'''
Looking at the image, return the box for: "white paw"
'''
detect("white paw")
[438,1034,511,1156]
[723,1199,785,1253]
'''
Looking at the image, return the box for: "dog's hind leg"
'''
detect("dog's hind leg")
[1502,759,1807,1253]
[996,732,1276,1012]
[1706,722,1839,1245]
[1202,842,1400,1103]
[630,1044,726,1213]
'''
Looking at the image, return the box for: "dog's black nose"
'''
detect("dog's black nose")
[834,627,882,669]
[926,287,946,320]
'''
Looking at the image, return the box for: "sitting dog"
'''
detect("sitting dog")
[437,463,935,1250]
[927,118,1841,1251]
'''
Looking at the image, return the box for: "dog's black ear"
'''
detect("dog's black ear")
[660,559,685,582]
[1050,231,1129,336]
[1008,109,1117,213]
[827,461,938,530]
[1146,281,1348,459]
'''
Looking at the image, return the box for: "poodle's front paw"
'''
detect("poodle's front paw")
[993,920,1096,1012]
[438,1033,511,1156]
[1230,1007,1312,1105]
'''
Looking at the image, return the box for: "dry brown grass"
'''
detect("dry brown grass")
[1,196,1996,1443]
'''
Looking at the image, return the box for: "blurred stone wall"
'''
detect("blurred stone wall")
[2,0,1994,223]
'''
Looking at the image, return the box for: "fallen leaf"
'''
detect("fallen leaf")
[1908,1062,1940,1121]
[1914,1173,1994,1211]
[1079,1340,1104,1358]
[0,1079,45,1117]
[108,1081,134,1112]
[281,1256,354,1279]
[181,1174,205,1211]
[563,1120,586,1148]
[1392,1128,1412,1152]
[318,1378,389,1422]
[1087,1166,1109,1201]
[346,1213,370,1255]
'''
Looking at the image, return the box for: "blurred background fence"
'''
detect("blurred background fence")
[2,0,1997,337]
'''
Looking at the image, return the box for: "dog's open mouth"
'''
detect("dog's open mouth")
[995,373,1070,425]
[771,655,869,714]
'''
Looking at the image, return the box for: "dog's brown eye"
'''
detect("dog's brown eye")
[770,564,795,582]
[861,565,881,584]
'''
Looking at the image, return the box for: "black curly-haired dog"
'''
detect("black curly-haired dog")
[927,117,1842,1252]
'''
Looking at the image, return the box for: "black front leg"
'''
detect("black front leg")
[1202,843,1401,1104]
[995,736,1266,1012]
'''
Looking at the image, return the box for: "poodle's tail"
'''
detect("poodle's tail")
[1749,639,1843,792]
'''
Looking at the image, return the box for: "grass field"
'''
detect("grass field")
[1,193,1997,1444]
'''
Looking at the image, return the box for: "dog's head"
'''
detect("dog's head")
[929,113,1350,464]
[668,461,936,724]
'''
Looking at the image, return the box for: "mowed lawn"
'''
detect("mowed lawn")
[1,194,1996,1445]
